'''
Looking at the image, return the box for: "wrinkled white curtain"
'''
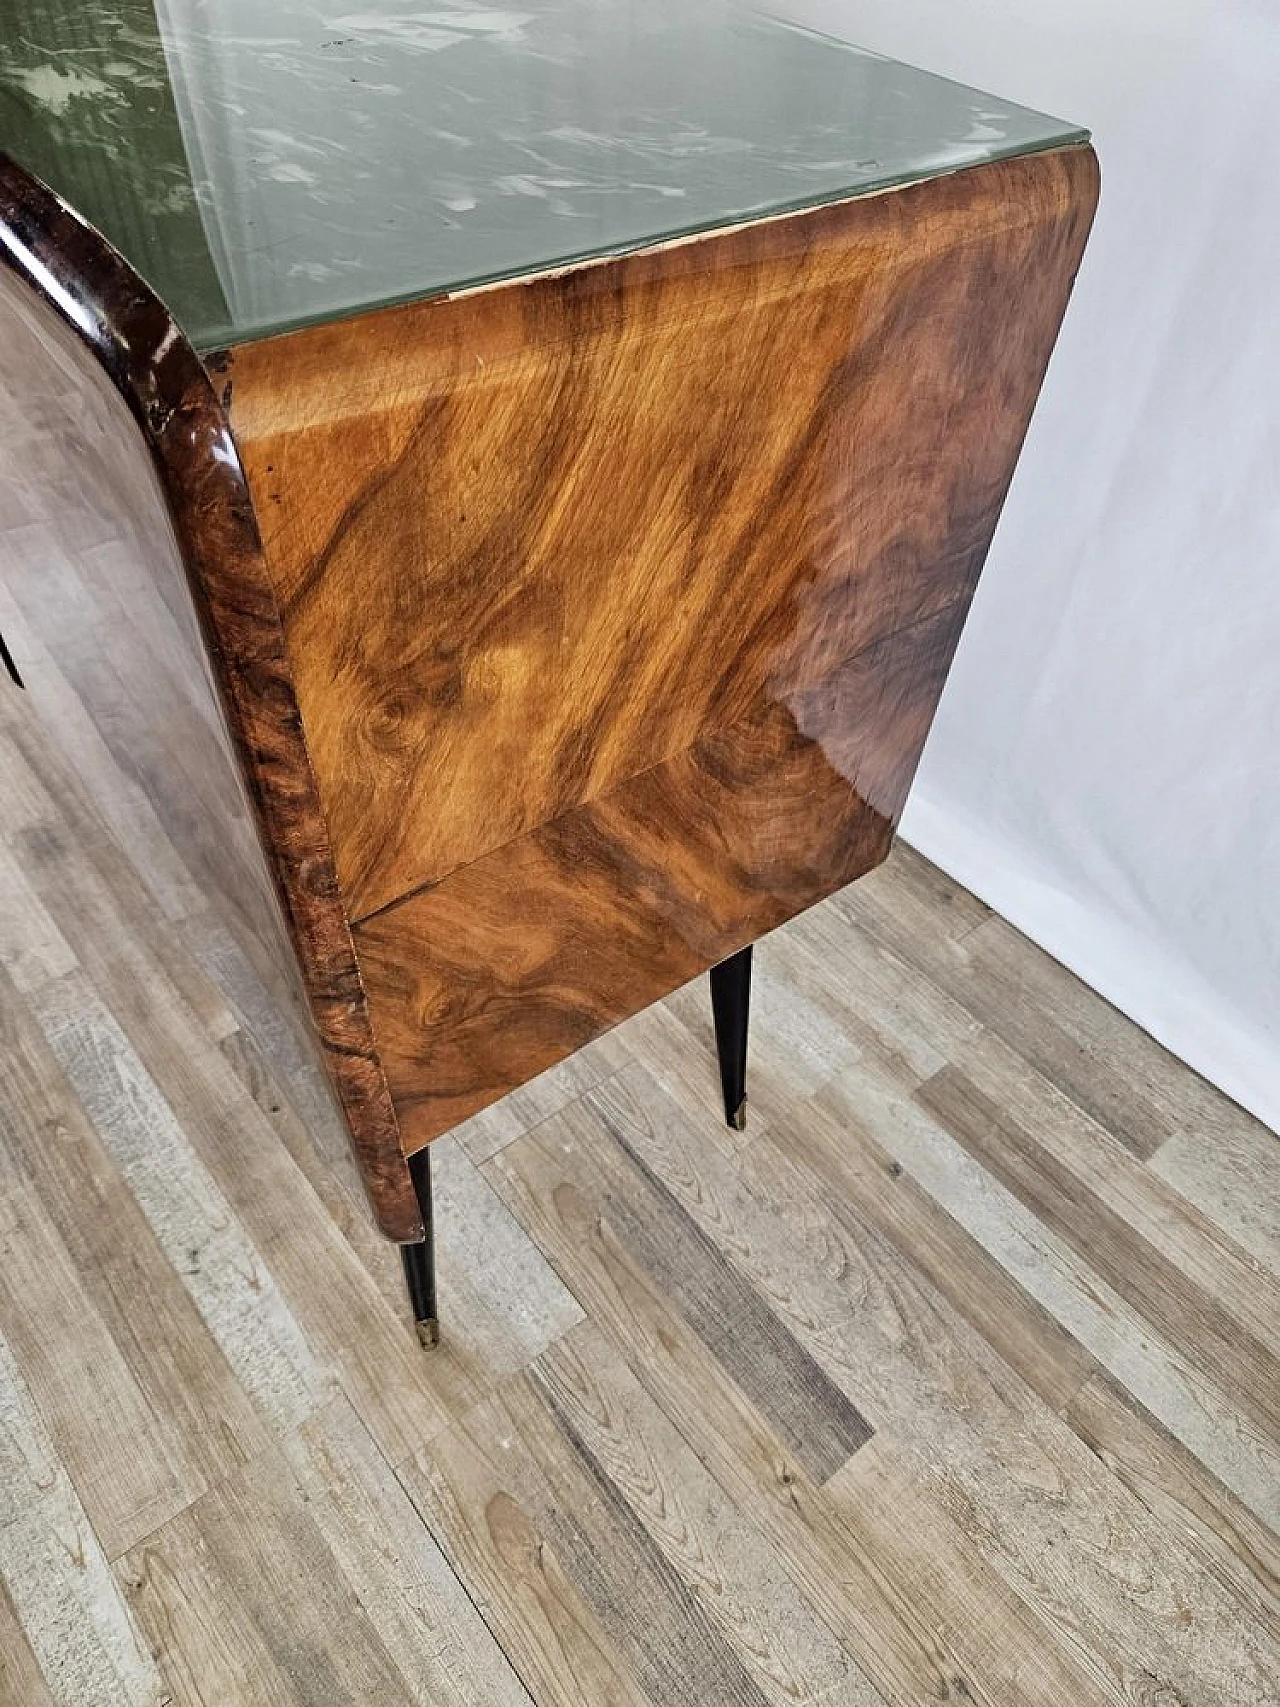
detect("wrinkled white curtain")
[780,0,1280,1130]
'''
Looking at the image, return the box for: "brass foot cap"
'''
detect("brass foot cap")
[730,1097,748,1132]
[415,1318,441,1349]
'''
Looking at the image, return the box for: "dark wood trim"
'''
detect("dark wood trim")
[0,153,421,1241]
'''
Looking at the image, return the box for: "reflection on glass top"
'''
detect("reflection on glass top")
[0,1,1086,350]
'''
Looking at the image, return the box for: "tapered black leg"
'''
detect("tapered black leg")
[710,944,753,1131]
[0,626,23,689]
[400,1145,439,1347]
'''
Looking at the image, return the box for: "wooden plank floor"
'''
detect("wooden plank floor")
[1,679,1278,1706]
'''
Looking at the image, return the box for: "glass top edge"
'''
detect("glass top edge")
[203,131,1091,355]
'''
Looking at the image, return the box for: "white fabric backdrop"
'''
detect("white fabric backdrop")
[776,0,1280,1132]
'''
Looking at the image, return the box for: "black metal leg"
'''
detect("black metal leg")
[709,943,752,1131]
[0,626,23,689]
[400,1145,439,1347]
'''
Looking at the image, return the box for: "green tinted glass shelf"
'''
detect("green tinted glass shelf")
[0,1,1086,348]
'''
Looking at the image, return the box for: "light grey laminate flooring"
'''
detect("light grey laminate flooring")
[1,680,1277,1707]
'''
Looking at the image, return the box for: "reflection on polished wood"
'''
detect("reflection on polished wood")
[226,145,1098,1153]
[0,140,1097,1224]
[353,608,972,1150]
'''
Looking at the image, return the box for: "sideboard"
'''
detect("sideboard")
[0,3,1097,1341]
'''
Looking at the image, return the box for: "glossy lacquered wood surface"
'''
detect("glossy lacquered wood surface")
[0,157,422,1240]
[226,145,1099,1155]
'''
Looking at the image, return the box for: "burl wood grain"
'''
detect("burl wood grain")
[226,145,1098,1156]
[0,156,422,1240]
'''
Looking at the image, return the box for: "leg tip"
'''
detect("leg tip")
[728,1097,747,1131]
[415,1317,441,1349]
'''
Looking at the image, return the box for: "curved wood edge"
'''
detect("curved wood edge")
[0,153,422,1242]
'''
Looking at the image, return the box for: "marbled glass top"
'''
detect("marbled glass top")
[0,1,1086,349]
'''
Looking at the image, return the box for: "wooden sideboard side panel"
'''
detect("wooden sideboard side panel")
[225,146,1099,926]
[0,157,420,1240]
[227,145,1096,1153]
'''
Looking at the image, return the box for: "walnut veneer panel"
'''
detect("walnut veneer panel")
[0,157,421,1240]
[225,146,1099,926]
[225,145,1097,1154]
